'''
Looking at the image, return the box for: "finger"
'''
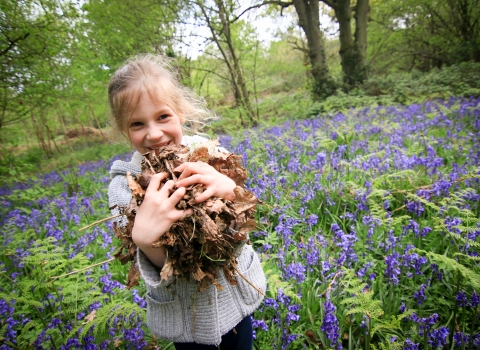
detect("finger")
[194,188,214,203]
[146,172,168,194]
[168,186,187,203]
[176,174,204,188]
[173,162,187,173]
[176,163,199,181]
[171,207,194,222]
[158,180,175,197]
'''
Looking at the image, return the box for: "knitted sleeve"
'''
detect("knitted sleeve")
[108,175,131,227]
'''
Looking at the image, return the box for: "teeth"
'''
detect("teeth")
[148,142,170,150]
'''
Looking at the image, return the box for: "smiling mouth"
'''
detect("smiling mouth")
[147,141,171,151]
[146,141,171,155]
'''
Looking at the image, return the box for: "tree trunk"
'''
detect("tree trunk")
[354,0,369,66]
[293,0,335,100]
[334,0,355,81]
[331,0,367,87]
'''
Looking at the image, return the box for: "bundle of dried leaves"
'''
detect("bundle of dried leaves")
[112,142,259,292]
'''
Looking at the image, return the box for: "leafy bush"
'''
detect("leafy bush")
[362,62,480,104]
[306,62,480,115]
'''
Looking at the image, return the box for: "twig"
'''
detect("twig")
[50,257,116,281]
[164,159,177,182]
[144,157,155,173]
[320,272,341,297]
[233,265,265,296]
[79,214,123,232]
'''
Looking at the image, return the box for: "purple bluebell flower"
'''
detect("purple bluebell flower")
[427,326,449,348]
[403,339,420,350]
[453,331,469,347]
[284,262,306,284]
[264,298,279,310]
[410,312,439,336]
[456,291,469,307]
[471,290,480,307]
[131,290,147,308]
[385,252,401,285]
[320,299,342,349]
[406,201,424,217]
[252,318,269,332]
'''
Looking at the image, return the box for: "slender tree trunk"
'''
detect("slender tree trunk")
[42,119,61,154]
[31,111,52,157]
[293,0,335,100]
[215,0,257,125]
[196,0,257,126]
[88,104,108,142]
[58,110,74,152]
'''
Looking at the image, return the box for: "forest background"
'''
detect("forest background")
[2,0,480,176]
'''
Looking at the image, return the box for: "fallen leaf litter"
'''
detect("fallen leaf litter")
[112,142,261,293]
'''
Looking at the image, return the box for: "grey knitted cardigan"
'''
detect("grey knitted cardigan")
[108,136,266,346]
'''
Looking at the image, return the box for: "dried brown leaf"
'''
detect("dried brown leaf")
[160,261,174,281]
[83,310,96,323]
[126,172,145,199]
[126,262,140,289]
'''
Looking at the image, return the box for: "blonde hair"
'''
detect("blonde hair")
[108,54,213,140]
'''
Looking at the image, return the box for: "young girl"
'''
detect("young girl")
[107,54,266,349]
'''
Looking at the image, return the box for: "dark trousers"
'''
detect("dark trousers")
[174,315,253,350]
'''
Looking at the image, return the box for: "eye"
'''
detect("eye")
[158,114,170,121]
[130,121,143,128]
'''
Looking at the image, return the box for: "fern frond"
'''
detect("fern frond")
[68,297,145,340]
[453,252,480,262]
[371,309,415,338]
[415,249,480,289]
[340,269,385,320]
[372,169,417,189]
[315,137,338,152]
[437,224,480,249]
[1,294,43,309]
[405,193,440,211]
[352,150,387,165]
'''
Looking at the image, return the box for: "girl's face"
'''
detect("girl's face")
[128,93,184,154]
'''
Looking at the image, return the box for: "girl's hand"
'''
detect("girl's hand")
[175,162,236,203]
[131,172,193,268]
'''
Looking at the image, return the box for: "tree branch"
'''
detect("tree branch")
[188,66,230,82]
[0,33,30,57]
[231,0,293,23]
[321,0,336,10]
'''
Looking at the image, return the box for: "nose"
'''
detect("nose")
[146,124,163,141]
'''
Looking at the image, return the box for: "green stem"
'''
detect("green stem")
[449,271,462,347]
[366,316,371,350]
[50,281,67,332]
[35,307,57,349]
[2,339,21,350]
[349,324,352,350]
[469,307,477,350]
[476,197,480,219]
